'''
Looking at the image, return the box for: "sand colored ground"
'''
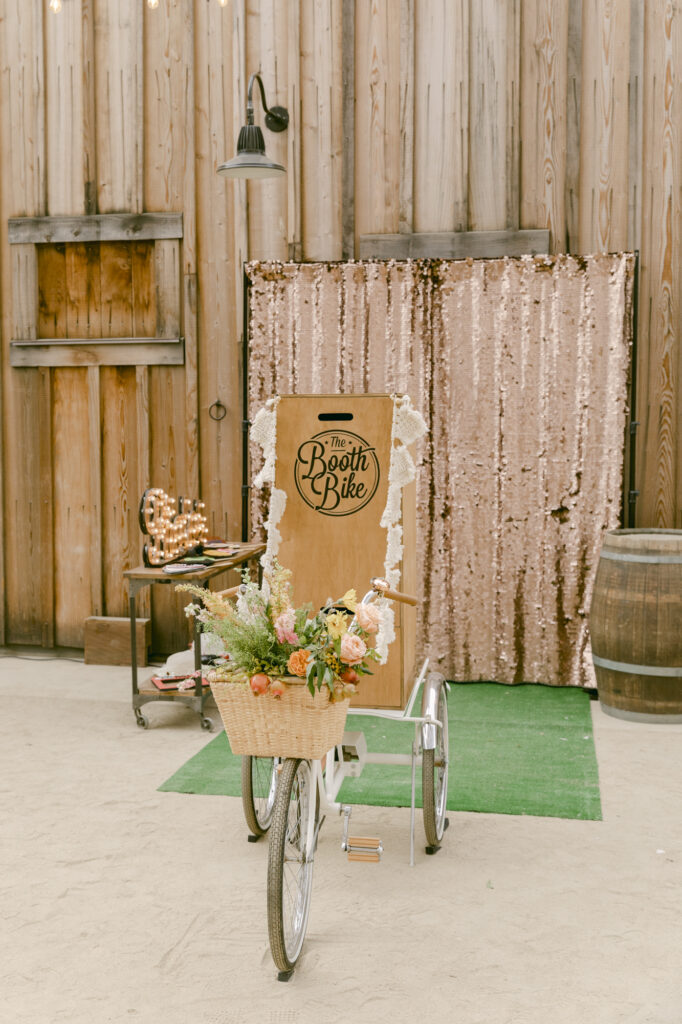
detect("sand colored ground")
[1,650,680,1024]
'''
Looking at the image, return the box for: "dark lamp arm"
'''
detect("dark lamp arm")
[246,72,289,132]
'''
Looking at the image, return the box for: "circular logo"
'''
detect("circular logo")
[294,429,380,517]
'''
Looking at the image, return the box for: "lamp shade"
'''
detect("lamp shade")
[217,123,285,180]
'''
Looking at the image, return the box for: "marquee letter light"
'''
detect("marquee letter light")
[138,487,208,566]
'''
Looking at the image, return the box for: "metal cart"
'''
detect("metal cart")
[124,542,265,729]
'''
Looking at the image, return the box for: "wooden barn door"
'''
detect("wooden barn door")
[0,1,198,654]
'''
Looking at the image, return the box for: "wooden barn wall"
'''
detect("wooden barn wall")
[0,0,679,654]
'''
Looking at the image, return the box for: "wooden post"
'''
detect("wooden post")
[578,0,631,253]
[194,0,241,540]
[342,0,356,258]
[519,0,569,253]
[565,0,582,252]
[468,0,512,230]
[637,0,682,529]
[354,0,401,237]
[287,0,302,260]
[628,0,644,255]
[300,0,343,260]
[399,0,414,235]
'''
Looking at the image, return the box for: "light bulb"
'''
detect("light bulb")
[49,0,62,11]
[147,0,159,8]
[217,0,229,6]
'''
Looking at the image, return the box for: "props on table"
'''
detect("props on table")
[139,487,208,566]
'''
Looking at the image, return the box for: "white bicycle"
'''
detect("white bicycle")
[239,578,450,979]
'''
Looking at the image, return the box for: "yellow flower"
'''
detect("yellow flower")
[338,589,357,612]
[325,610,349,639]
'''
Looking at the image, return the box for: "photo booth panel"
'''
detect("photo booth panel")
[273,394,416,710]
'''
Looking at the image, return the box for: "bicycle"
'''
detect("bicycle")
[239,577,449,979]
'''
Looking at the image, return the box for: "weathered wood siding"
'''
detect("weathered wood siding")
[0,0,679,653]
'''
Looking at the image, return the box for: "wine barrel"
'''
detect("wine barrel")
[589,529,682,722]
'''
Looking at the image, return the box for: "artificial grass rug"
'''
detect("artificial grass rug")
[158,683,602,820]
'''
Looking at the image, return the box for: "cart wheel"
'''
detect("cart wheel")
[422,681,449,850]
[200,716,214,731]
[241,756,278,837]
[135,712,149,730]
[267,758,317,974]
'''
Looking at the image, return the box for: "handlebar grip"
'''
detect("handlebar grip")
[377,586,418,606]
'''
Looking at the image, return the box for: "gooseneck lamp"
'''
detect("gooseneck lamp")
[218,72,289,180]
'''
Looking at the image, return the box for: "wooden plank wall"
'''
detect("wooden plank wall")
[0,0,680,652]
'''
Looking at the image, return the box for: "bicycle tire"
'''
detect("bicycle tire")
[241,755,277,836]
[267,758,316,973]
[422,682,449,849]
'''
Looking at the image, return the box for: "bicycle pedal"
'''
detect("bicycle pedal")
[344,835,383,862]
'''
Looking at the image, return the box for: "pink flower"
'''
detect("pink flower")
[355,603,382,634]
[274,608,299,645]
[340,632,367,666]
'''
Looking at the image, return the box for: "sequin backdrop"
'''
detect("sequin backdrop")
[246,255,635,687]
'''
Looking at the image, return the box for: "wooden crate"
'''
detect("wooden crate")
[84,615,151,666]
[274,394,416,709]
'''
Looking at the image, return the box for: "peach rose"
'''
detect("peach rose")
[287,649,311,677]
[355,603,382,634]
[340,632,367,666]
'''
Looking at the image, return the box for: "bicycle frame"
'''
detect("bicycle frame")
[305,657,447,867]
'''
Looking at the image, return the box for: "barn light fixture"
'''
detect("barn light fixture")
[217,72,288,180]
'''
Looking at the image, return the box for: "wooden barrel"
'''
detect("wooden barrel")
[589,529,682,722]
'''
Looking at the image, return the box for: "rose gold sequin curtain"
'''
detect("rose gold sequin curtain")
[246,255,635,687]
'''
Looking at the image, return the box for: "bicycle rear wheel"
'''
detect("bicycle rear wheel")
[267,758,317,974]
[422,682,449,849]
[241,755,278,836]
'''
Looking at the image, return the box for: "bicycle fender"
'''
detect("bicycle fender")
[420,672,446,750]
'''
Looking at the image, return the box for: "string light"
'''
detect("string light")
[48,0,229,11]
[48,0,228,9]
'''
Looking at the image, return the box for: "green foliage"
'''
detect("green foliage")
[179,560,381,702]
[214,612,291,678]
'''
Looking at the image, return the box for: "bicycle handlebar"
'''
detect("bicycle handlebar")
[212,579,419,607]
[370,577,418,606]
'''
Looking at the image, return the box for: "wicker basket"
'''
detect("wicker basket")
[210,676,350,758]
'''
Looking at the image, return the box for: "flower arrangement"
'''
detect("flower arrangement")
[178,561,382,702]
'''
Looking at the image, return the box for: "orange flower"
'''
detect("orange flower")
[287,649,311,677]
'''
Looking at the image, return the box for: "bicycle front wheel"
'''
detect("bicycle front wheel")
[241,755,278,836]
[267,757,317,974]
[422,681,449,849]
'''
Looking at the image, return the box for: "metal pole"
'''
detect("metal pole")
[242,264,250,542]
[409,736,417,867]
[627,250,640,528]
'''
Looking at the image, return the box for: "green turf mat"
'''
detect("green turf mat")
[158,683,602,820]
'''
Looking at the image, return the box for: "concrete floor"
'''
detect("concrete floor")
[1,649,680,1024]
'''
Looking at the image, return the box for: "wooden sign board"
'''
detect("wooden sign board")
[273,394,416,709]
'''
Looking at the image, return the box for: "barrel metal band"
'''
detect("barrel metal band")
[592,654,682,678]
[600,550,682,564]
